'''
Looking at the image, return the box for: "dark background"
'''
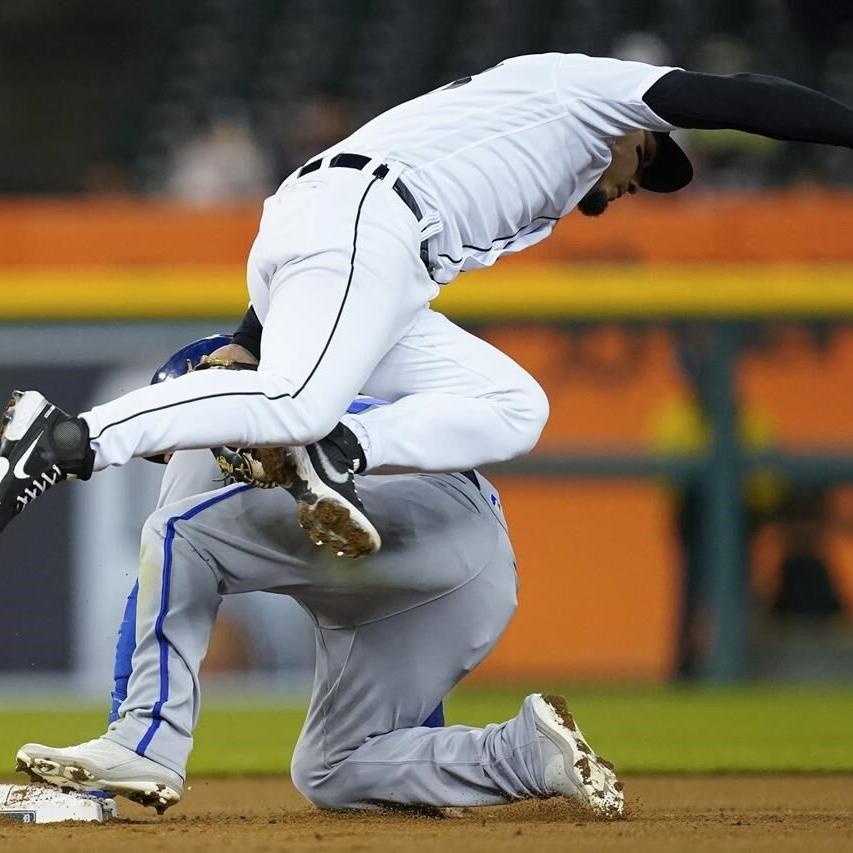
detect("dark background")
[3,0,853,195]
[0,367,101,670]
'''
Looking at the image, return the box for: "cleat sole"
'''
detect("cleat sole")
[281,447,380,559]
[297,499,376,558]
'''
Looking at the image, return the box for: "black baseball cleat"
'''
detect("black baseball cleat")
[258,423,381,559]
[0,391,94,535]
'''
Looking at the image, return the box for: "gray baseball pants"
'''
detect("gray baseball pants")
[105,456,552,808]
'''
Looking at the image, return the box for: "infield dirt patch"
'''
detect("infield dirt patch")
[1,775,851,852]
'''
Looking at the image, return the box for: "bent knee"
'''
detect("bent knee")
[288,747,314,802]
[140,502,219,573]
[294,781,352,811]
[141,507,174,546]
[523,376,550,433]
[290,751,353,811]
[503,373,550,454]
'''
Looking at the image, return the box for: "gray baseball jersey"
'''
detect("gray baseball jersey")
[104,451,559,808]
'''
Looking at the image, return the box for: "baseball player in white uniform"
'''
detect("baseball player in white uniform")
[4,52,853,557]
[14,342,624,818]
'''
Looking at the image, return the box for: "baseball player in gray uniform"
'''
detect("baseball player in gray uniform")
[15,375,624,818]
[5,53,853,557]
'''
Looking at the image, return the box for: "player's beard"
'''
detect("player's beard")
[577,187,609,217]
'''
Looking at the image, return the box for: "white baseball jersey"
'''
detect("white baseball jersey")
[325,53,679,284]
[82,56,677,485]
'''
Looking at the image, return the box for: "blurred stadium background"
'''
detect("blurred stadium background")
[1,0,852,777]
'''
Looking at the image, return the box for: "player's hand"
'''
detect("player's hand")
[207,343,259,367]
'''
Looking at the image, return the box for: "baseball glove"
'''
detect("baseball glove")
[214,445,293,489]
[194,357,293,490]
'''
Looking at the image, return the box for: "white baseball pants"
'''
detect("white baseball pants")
[81,167,548,473]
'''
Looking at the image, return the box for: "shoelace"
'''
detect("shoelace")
[16,465,63,512]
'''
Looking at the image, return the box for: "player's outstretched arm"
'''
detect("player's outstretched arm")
[644,69,853,148]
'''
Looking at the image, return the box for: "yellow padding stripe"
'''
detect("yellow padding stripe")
[437,264,853,318]
[1,264,853,320]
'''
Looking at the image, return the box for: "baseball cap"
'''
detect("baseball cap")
[639,132,693,193]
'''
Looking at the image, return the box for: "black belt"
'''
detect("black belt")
[297,153,431,271]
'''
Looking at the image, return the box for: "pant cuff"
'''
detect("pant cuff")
[341,413,378,471]
[104,719,188,778]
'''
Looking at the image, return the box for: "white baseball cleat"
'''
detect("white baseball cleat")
[16,737,183,814]
[530,693,625,819]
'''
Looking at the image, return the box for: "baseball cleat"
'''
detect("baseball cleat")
[272,424,380,558]
[530,693,624,819]
[16,738,183,815]
[0,391,94,535]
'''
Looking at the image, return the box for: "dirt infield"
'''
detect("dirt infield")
[1,776,851,852]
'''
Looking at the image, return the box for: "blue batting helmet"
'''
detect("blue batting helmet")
[150,334,232,385]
